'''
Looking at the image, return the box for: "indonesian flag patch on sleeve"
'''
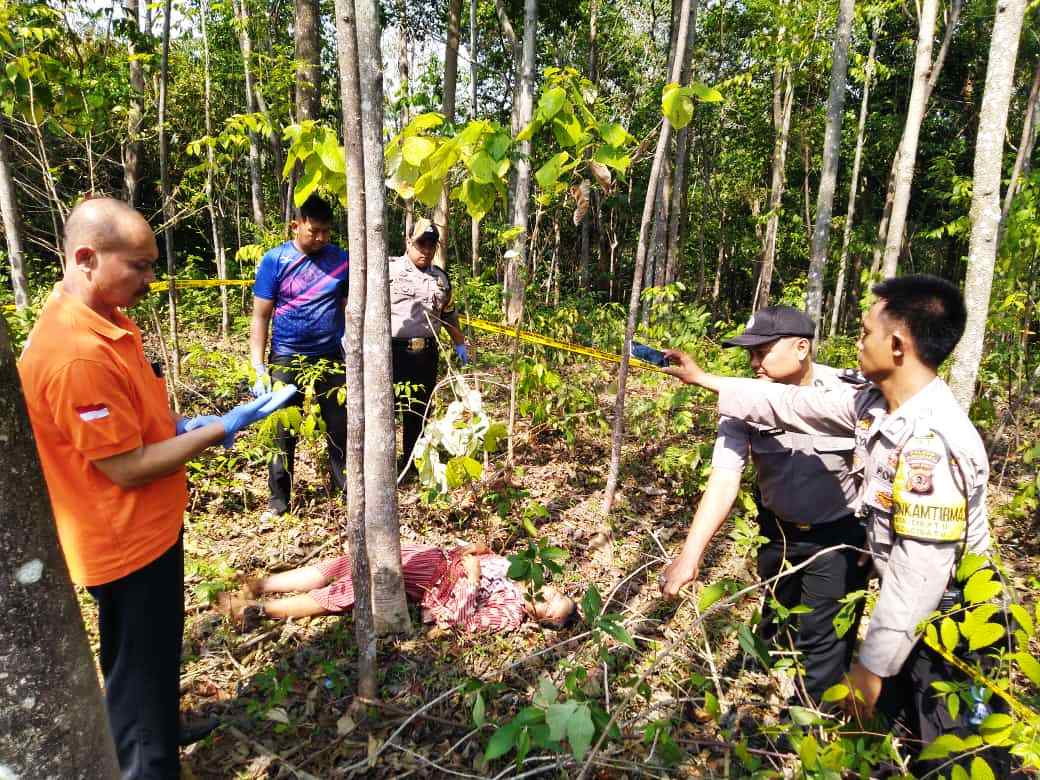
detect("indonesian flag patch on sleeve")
[75,403,110,422]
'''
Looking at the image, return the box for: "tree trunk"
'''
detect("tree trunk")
[233,0,266,226]
[356,0,411,635]
[1000,58,1040,231]
[0,127,28,310]
[433,0,463,271]
[469,0,480,276]
[159,0,180,387]
[200,0,229,340]
[294,0,321,122]
[333,0,377,695]
[949,0,1028,410]
[754,67,794,311]
[830,23,877,337]
[804,0,854,333]
[123,0,146,206]
[879,0,939,277]
[503,0,537,325]
[603,0,694,514]
[0,316,121,778]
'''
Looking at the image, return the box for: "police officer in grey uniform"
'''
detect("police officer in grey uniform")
[390,218,469,474]
[660,306,867,705]
[665,276,1003,767]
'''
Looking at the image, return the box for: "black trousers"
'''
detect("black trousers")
[756,516,868,703]
[86,537,184,780]
[391,339,438,467]
[268,352,347,514]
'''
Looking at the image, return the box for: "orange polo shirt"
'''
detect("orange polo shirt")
[18,285,187,586]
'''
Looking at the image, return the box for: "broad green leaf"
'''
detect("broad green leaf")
[705,691,720,720]
[980,713,1013,745]
[941,617,960,652]
[540,546,568,563]
[1014,652,1040,686]
[402,136,437,166]
[788,706,818,726]
[413,171,443,208]
[566,704,595,761]
[537,86,567,120]
[689,81,723,102]
[484,422,508,452]
[403,111,444,136]
[318,132,345,173]
[967,622,1005,652]
[964,569,1002,603]
[698,582,727,612]
[546,701,577,742]
[798,734,818,769]
[593,144,631,173]
[485,719,521,760]
[467,150,497,184]
[507,557,530,579]
[821,683,849,703]
[535,152,569,189]
[472,692,485,726]
[445,455,482,488]
[534,676,558,708]
[661,83,694,129]
[552,112,583,147]
[294,165,322,206]
[957,553,988,582]
[500,225,525,243]
[516,706,545,725]
[971,756,995,780]
[918,733,965,761]
[582,585,603,622]
[487,131,511,160]
[1010,604,1034,637]
[600,618,636,649]
[597,121,631,147]
[515,118,540,142]
[738,623,771,668]
[952,766,970,780]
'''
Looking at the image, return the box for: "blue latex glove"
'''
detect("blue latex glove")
[454,344,469,365]
[251,367,271,398]
[175,415,221,436]
[220,384,298,448]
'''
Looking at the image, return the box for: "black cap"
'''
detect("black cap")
[410,217,440,243]
[721,305,815,347]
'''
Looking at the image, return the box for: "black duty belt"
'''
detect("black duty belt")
[392,336,435,352]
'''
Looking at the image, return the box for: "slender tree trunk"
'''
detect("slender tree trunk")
[159,0,180,387]
[1000,58,1040,231]
[356,0,411,635]
[830,24,876,337]
[123,0,146,206]
[294,0,321,122]
[233,0,265,226]
[333,0,377,695]
[433,0,463,271]
[200,0,229,340]
[879,0,939,277]
[0,294,121,779]
[805,0,854,333]
[0,127,28,309]
[754,67,794,311]
[396,2,414,240]
[603,0,694,514]
[949,0,1028,409]
[469,0,480,276]
[503,0,537,325]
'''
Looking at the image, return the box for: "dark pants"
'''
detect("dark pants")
[87,537,184,780]
[756,515,868,704]
[391,339,438,468]
[268,352,347,514]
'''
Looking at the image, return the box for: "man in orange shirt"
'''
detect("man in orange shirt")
[18,198,294,779]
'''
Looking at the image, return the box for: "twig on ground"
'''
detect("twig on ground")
[226,725,322,780]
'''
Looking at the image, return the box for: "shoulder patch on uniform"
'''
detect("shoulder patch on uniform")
[891,432,967,543]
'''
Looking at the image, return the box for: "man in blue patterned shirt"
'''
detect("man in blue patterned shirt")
[250,195,349,518]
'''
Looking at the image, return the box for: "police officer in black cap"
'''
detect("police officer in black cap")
[389,218,469,476]
[659,305,869,705]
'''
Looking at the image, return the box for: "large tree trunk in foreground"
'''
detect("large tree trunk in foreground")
[0,316,121,778]
[233,0,266,226]
[805,0,853,334]
[159,0,180,387]
[0,127,28,309]
[123,0,146,206]
[333,0,377,695]
[356,0,411,635]
[754,67,794,311]
[503,0,537,325]
[294,0,321,122]
[433,0,463,271]
[879,0,939,278]
[949,0,1028,410]
[603,0,694,514]
[830,24,877,337]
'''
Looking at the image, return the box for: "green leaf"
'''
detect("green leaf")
[971,756,995,780]
[689,81,723,102]
[661,83,694,129]
[467,150,497,184]
[537,86,567,120]
[952,766,970,780]
[487,131,511,160]
[485,719,521,760]
[798,734,818,769]
[1010,604,1034,637]
[500,225,525,243]
[600,618,636,649]
[546,701,577,742]
[552,112,583,147]
[413,171,443,207]
[967,622,1005,652]
[919,733,965,761]
[507,557,530,580]
[1015,652,1040,686]
[941,617,960,652]
[535,152,569,189]
[698,582,727,612]
[515,117,541,142]
[738,623,771,668]
[980,713,1013,745]
[472,692,485,726]
[597,121,631,147]
[402,135,437,166]
[593,144,630,173]
[483,422,508,452]
[582,586,603,622]
[957,553,988,582]
[821,683,849,703]
[788,706,818,726]
[515,706,545,726]
[445,455,483,488]
[404,112,444,134]
[566,704,595,761]
[318,132,345,174]
[964,569,1002,603]
[294,165,322,206]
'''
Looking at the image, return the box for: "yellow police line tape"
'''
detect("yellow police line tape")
[5,278,667,373]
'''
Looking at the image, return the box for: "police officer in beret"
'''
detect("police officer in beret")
[389,218,469,475]
[660,305,868,705]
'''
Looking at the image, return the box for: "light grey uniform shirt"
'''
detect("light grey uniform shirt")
[711,363,858,525]
[388,255,459,339]
[716,375,990,677]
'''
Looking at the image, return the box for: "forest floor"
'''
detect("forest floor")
[74,318,1040,779]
